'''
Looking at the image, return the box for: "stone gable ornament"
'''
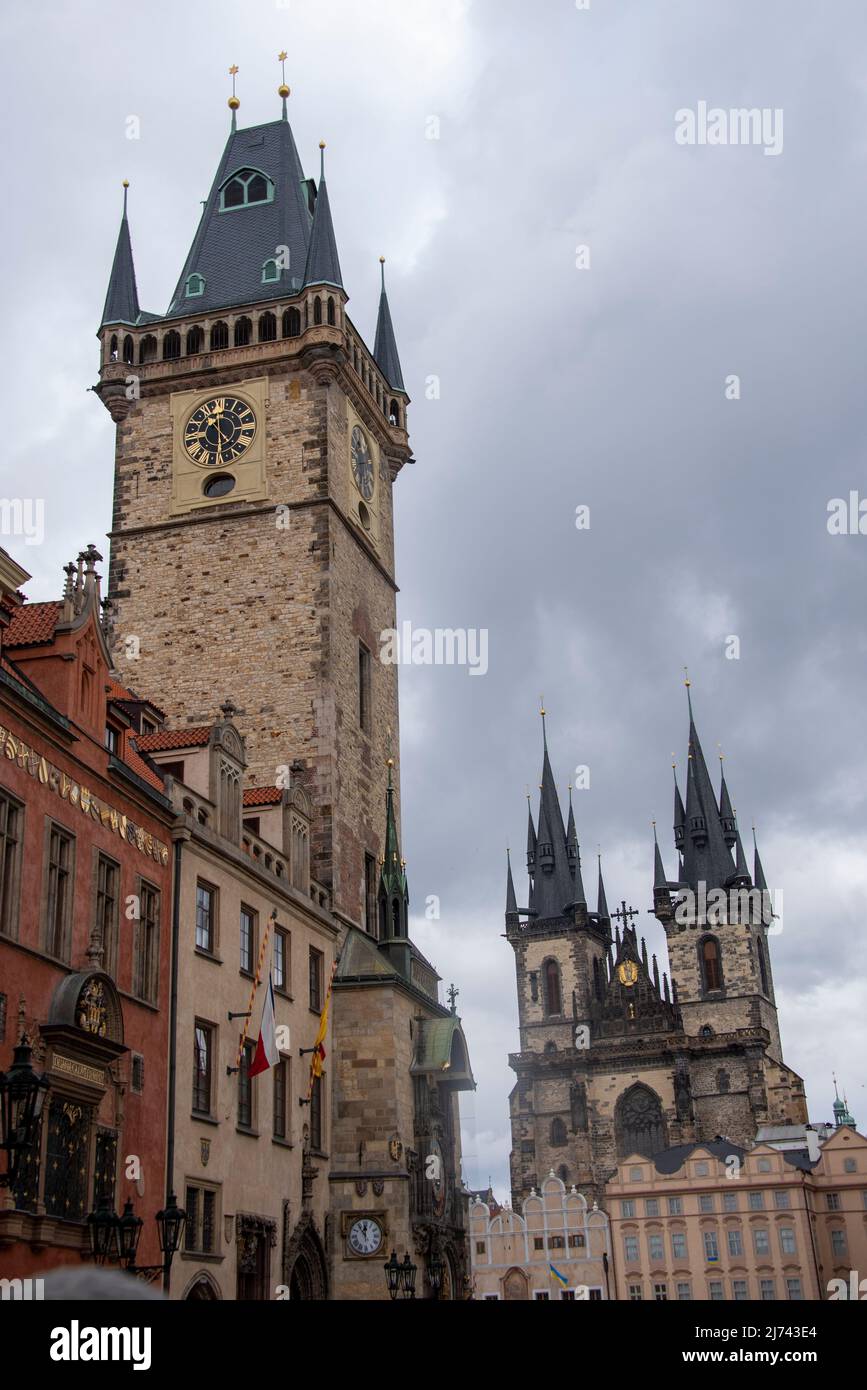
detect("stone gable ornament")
[200,1138,211,1167]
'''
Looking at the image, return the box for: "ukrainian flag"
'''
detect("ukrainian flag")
[549,1263,568,1287]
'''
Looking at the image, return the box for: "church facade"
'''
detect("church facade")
[506,696,807,1210]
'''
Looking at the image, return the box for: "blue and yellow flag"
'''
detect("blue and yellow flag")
[549,1263,568,1286]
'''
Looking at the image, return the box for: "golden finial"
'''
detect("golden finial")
[671,752,676,770]
[386,758,394,768]
[122,179,129,189]
[278,51,290,99]
[684,665,691,688]
[228,64,240,111]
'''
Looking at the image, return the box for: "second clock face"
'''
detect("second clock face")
[348,1217,383,1256]
[351,426,375,500]
[184,396,257,467]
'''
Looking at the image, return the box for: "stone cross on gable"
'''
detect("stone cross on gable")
[611,901,639,931]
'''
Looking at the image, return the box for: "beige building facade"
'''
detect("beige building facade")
[470,1172,611,1300]
[605,1124,867,1301]
[142,710,338,1300]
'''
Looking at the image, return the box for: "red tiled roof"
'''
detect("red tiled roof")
[123,744,166,793]
[106,678,167,719]
[137,727,212,753]
[243,786,282,808]
[4,600,62,647]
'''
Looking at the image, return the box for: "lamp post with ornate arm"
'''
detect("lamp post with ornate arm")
[0,1035,50,1190]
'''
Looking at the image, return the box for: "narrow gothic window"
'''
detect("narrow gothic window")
[700,936,723,992]
[122,334,134,364]
[186,325,204,354]
[283,307,301,338]
[313,296,322,326]
[327,296,335,326]
[258,311,277,341]
[162,330,181,360]
[757,937,769,996]
[543,959,562,1016]
[550,1117,567,1146]
[234,317,252,347]
[210,321,229,351]
[593,956,603,1000]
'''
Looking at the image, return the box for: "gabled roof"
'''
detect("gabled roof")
[166,116,313,317]
[4,600,62,647]
[335,925,400,982]
[652,1138,746,1175]
[137,727,212,753]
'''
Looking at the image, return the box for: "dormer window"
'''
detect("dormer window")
[185,273,205,298]
[262,258,280,284]
[219,168,274,212]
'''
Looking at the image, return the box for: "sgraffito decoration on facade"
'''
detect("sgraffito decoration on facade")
[0,725,169,866]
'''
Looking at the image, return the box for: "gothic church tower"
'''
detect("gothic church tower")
[94,84,411,926]
[505,695,806,1209]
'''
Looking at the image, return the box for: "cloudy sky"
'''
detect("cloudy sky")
[4,0,867,1197]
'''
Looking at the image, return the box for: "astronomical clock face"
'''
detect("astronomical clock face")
[348,1217,383,1257]
[351,425,375,500]
[183,395,257,467]
[617,960,639,988]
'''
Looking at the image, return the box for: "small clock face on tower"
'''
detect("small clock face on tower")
[348,1217,383,1257]
[351,426,375,500]
[183,395,257,467]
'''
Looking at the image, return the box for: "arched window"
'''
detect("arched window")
[543,959,562,1016]
[258,312,277,343]
[262,259,280,284]
[219,168,274,211]
[185,273,205,298]
[109,334,118,361]
[615,1083,665,1160]
[389,399,400,427]
[162,330,181,361]
[699,1024,714,1039]
[379,898,387,939]
[557,1164,569,1186]
[543,1040,557,1056]
[186,325,204,355]
[313,297,322,326]
[234,317,252,347]
[757,937,769,996]
[392,899,401,937]
[699,936,723,993]
[282,308,301,338]
[327,296,335,326]
[210,321,229,351]
[716,1069,730,1094]
[122,335,134,364]
[139,334,157,363]
[550,1117,567,1147]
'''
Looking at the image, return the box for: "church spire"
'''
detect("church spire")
[718,751,737,847]
[377,760,410,976]
[303,142,343,290]
[533,709,579,919]
[680,678,736,893]
[100,182,140,329]
[505,848,519,926]
[374,258,405,391]
[596,854,610,923]
[673,761,686,853]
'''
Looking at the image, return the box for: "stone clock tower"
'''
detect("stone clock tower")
[95,89,411,925]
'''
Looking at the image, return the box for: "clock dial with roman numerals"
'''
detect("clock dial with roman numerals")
[348,1217,383,1256]
[183,395,257,467]
[351,426,375,500]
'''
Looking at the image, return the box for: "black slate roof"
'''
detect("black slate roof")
[652,1138,746,1174]
[374,280,406,391]
[166,116,314,318]
[101,195,140,328]
[303,175,343,289]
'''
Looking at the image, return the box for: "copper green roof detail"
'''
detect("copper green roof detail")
[410,1016,475,1090]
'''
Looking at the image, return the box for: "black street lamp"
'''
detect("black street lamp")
[384,1249,402,1301]
[400,1252,417,1300]
[0,1036,49,1189]
[85,1191,186,1285]
[87,1194,121,1265]
[428,1250,445,1299]
[383,1249,418,1300]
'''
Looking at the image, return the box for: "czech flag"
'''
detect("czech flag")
[248,969,279,1077]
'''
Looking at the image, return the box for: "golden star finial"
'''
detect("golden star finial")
[229,64,239,76]
[278,50,287,62]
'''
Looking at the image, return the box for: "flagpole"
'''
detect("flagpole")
[234,907,276,1072]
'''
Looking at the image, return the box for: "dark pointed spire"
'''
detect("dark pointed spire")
[526,794,537,875]
[303,142,343,290]
[100,182,140,328]
[374,258,405,392]
[716,756,739,839]
[533,708,580,918]
[566,787,579,876]
[733,818,750,881]
[505,848,519,925]
[673,762,686,852]
[753,828,774,926]
[681,677,736,893]
[653,823,668,890]
[379,759,406,904]
[596,854,610,922]
[377,760,411,976]
[652,954,660,994]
